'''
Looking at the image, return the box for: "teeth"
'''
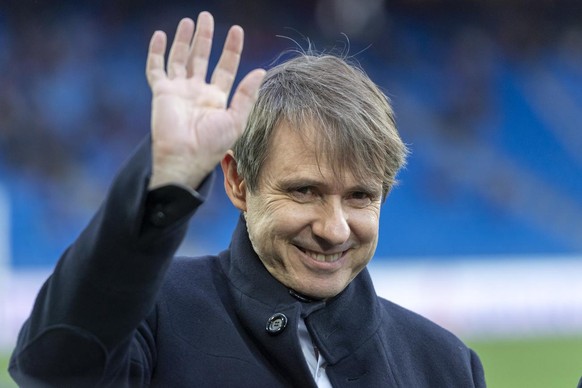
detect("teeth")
[304,250,342,263]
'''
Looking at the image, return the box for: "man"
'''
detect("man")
[10,12,486,387]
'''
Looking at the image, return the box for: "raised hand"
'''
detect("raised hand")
[146,12,266,190]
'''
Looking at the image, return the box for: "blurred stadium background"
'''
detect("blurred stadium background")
[1,0,581,386]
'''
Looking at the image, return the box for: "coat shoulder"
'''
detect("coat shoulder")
[377,297,465,347]
[375,298,486,387]
[160,254,227,298]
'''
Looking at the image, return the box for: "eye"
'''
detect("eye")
[350,191,368,200]
[295,186,312,195]
[346,191,374,207]
[290,186,316,202]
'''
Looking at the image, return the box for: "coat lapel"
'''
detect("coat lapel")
[221,215,394,387]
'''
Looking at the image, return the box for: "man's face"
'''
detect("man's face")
[244,121,382,299]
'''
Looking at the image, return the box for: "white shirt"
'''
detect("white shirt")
[298,318,333,387]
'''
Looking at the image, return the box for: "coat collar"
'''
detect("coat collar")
[220,215,384,366]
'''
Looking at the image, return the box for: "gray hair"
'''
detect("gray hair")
[232,52,408,200]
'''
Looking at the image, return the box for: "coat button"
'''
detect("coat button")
[150,207,167,227]
[266,313,288,335]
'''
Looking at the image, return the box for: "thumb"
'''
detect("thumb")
[228,69,266,128]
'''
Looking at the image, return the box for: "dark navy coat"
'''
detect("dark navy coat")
[10,138,486,387]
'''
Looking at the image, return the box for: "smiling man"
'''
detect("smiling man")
[226,119,384,300]
[10,12,485,387]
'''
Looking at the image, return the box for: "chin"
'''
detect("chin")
[297,283,346,300]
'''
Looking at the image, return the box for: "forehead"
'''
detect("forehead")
[260,120,381,189]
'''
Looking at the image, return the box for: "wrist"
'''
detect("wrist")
[149,166,208,191]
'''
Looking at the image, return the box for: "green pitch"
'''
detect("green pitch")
[468,335,582,388]
[1,336,581,387]
[0,353,15,388]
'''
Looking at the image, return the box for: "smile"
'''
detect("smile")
[302,249,343,263]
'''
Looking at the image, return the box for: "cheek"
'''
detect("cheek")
[246,196,303,250]
[352,213,380,271]
[350,208,381,243]
[255,196,307,229]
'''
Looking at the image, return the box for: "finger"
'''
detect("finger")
[167,18,195,79]
[211,25,244,94]
[187,11,214,80]
[146,30,168,86]
[228,69,266,129]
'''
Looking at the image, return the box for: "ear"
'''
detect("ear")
[221,150,248,212]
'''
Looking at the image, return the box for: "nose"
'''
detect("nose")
[312,198,351,246]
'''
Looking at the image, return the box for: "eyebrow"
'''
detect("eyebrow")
[278,177,382,196]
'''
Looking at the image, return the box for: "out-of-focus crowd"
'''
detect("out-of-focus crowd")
[1,1,581,266]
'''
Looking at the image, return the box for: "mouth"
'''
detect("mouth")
[299,248,345,263]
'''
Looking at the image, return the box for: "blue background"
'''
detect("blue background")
[1,0,581,267]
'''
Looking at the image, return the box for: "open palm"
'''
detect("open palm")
[146,12,265,189]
